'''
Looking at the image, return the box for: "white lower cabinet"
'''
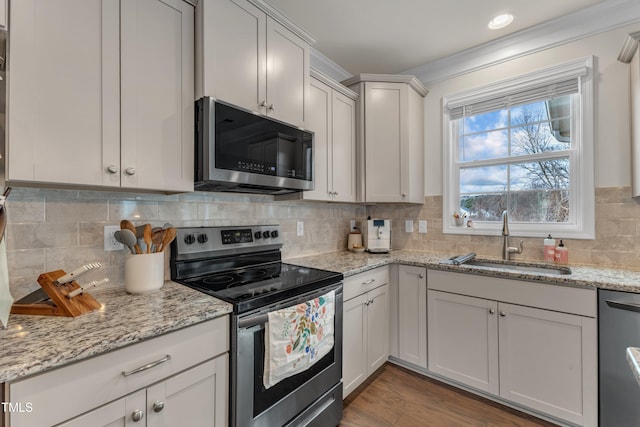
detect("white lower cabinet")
[7,317,229,427]
[427,270,597,426]
[342,267,390,398]
[59,355,228,427]
[396,265,427,369]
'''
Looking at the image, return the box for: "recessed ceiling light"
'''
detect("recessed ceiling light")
[488,13,514,30]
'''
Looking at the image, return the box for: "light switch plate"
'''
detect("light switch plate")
[405,220,414,233]
[297,221,304,236]
[419,220,427,233]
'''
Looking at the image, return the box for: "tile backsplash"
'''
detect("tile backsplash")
[370,186,640,271]
[5,186,640,299]
[4,187,364,299]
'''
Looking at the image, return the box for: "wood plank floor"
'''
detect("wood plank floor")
[340,363,558,426]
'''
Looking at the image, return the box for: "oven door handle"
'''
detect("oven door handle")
[238,313,269,329]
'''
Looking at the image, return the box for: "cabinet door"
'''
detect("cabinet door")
[398,266,427,368]
[304,78,332,201]
[363,82,407,202]
[58,390,146,427]
[427,290,499,394]
[8,0,120,187]
[343,293,368,397]
[265,17,309,128]
[198,0,266,113]
[498,303,597,426]
[331,91,357,202]
[120,0,194,192]
[147,355,229,427]
[366,284,390,374]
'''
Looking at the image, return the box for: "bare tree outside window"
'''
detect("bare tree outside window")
[459,97,572,224]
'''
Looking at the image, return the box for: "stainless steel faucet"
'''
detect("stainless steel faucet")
[502,210,524,260]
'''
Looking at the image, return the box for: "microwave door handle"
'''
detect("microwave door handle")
[605,300,640,314]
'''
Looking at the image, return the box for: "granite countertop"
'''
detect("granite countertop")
[627,347,640,387]
[0,281,232,383]
[285,249,640,293]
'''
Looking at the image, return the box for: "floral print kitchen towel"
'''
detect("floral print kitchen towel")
[263,290,335,389]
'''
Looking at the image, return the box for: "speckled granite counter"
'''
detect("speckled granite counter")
[285,249,640,293]
[627,347,640,386]
[0,281,231,383]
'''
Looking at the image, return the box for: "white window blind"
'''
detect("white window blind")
[445,61,589,120]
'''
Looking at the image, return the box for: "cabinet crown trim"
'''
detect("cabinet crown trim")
[341,73,429,97]
[311,68,358,99]
[618,30,640,63]
[246,0,317,45]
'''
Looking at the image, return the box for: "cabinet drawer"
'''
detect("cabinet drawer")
[344,266,389,301]
[8,316,229,427]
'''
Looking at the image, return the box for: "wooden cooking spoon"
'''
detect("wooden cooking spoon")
[151,228,165,253]
[159,228,176,252]
[143,224,152,254]
[120,219,142,254]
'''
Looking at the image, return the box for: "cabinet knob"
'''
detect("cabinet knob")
[369,299,374,305]
[107,165,118,174]
[152,401,165,413]
[131,409,144,422]
[268,104,275,111]
[489,308,495,314]
[125,167,136,176]
[260,100,268,108]
[402,193,407,197]
[500,311,507,317]
[419,274,424,279]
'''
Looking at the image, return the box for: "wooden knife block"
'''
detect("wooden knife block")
[11,270,102,317]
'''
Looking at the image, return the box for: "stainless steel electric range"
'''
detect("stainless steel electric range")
[170,225,344,427]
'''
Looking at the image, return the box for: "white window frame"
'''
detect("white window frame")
[442,56,595,239]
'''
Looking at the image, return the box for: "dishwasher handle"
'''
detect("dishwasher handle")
[606,299,640,314]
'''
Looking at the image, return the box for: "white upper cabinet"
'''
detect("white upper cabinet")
[297,72,357,202]
[196,0,314,128]
[344,74,427,204]
[8,0,194,192]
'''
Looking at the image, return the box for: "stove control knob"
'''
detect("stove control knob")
[254,231,262,239]
[270,230,279,239]
[197,234,208,244]
[184,234,196,245]
[263,230,271,238]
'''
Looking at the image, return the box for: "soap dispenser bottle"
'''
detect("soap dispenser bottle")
[543,234,556,262]
[555,240,569,264]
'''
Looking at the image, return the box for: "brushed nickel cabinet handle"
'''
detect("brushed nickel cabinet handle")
[489,308,495,314]
[152,401,165,413]
[362,279,376,285]
[131,409,144,422]
[500,311,507,317]
[122,354,172,377]
[107,165,118,174]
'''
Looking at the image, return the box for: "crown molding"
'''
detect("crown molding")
[402,0,640,86]
[310,68,358,99]
[341,74,428,97]
[247,0,317,45]
[618,30,640,63]
[310,48,352,82]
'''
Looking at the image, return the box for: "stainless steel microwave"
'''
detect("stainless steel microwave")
[195,97,314,194]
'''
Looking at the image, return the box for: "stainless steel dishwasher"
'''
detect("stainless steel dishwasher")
[599,289,640,426]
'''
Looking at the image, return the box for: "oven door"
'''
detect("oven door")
[234,283,343,427]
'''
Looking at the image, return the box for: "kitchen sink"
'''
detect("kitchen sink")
[463,259,571,275]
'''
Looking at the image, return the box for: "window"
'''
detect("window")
[442,57,594,238]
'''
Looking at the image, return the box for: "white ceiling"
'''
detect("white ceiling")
[267,0,607,76]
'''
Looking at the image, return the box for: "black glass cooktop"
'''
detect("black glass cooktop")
[179,263,343,313]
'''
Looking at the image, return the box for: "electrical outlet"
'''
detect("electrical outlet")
[297,221,304,236]
[104,225,124,251]
[419,220,428,233]
[405,220,414,233]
